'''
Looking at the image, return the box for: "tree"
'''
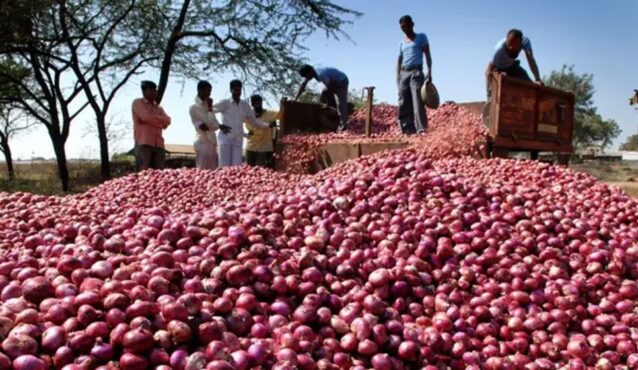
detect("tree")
[140,0,361,103]
[620,135,638,151]
[0,105,32,179]
[2,0,360,187]
[543,65,620,151]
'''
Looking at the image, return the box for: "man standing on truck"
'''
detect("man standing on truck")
[485,29,542,93]
[397,15,432,135]
[245,94,279,169]
[132,81,171,171]
[294,64,349,132]
[214,80,274,167]
[189,80,231,170]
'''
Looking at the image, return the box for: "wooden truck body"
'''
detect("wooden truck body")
[487,74,575,155]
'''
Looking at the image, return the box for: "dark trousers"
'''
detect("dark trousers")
[246,150,274,169]
[497,60,531,81]
[135,145,165,170]
[398,69,428,134]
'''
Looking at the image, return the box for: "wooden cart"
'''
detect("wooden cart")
[485,74,575,165]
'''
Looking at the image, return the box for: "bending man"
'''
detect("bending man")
[295,64,349,132]
[485,28,541,92]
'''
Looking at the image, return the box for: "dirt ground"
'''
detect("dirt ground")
[571,161,638,197]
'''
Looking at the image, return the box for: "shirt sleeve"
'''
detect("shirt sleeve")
[190,105,219,131]
[523,37,533,53]
[420,33,429,47]
[133,100,168,129]
[212,100,227,113]
[244,104,270,129]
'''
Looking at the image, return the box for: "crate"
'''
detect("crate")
[488,74,574,153]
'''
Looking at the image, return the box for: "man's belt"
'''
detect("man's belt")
[401,65,422,71]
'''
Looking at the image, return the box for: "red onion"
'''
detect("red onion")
[11,355,46,370]
[122,328,153,354]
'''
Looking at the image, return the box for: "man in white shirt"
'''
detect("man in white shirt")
[214,80,274,167]
[189,80,231,170]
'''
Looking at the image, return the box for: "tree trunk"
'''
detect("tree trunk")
[50,131,70,192]
[0,138,14,180]
[96,115,111,180]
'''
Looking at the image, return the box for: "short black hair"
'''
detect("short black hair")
[250,94,263,104]
[399,15,413,24]
[140,80,156,91]
[507,29,523,40]
[229,79,242,90]
[299,64,315,77]
[197,80,212,90]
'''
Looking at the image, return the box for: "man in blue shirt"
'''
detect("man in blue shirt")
[295,64,349,132]
[397,15,432,135]
[485,29,541,92]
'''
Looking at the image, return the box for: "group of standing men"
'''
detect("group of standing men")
[132,14,542,171]
[132,79,278,171]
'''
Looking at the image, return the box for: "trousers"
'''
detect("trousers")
[218,136,243,167]
[320,80,349,130]
[398,69,428,134]
[194,141,218,170]
[135,145,165,171]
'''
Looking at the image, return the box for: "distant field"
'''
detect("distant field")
[1,158,637,197]
[571,161,638,197]
[0,159,138,195]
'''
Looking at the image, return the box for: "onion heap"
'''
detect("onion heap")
[0,103,637,369]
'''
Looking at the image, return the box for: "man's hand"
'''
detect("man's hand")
[425,71,432,84]
[219,124,232,134]
[199,123,209,131]
[534,80,544,86]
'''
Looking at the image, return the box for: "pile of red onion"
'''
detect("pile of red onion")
[277,103,488,173]
[1,103,638,369]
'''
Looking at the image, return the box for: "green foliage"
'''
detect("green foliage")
[544,65,620,150]
[620,135,638,151]
[139,0,361,101]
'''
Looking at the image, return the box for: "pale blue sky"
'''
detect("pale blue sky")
[13,0,638,159]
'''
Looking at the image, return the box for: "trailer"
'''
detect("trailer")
[484,74,575,165]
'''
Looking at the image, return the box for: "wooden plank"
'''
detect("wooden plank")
[319,142,360,166]
[359,142,409,156]
[493,137,572,152]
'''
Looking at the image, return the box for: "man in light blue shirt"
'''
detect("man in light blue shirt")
[485,29,541,93]
[397,15,433,135]
[295,64,349,132]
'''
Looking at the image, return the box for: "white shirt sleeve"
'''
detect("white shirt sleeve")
[243,103,270,129]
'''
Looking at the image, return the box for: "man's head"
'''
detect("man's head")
[505,29,524,55]
[141,81,157,102]
[230,79,242,101]
[250,94,264,115]
[299,65,316,80]
[197,80,212,100]
[399,15,414,35]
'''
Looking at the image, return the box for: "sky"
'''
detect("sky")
[10,0,638,160]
